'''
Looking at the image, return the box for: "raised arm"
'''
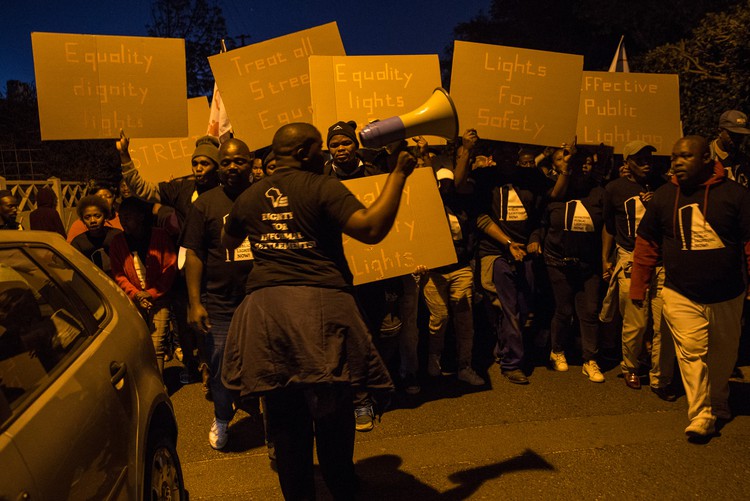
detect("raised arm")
[343,148,417,244]
[117,129,162,202]
[453,129,478,192]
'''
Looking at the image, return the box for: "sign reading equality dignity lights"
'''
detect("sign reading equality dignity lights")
[309,55,445,144]
[577,72,681,155]
[127,97,210,183]
[342,168,456,285]
[450,40,583,146]
[209,23,345,150]
[32,32,187,140]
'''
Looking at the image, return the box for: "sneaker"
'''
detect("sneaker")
[179,369,198,385]
[355,405,374,432]
[550,351,569,372]
[427,354,442,377]
[209,418,229,449]
[685,417,715,438]
[582,360,605,383]
[501,369,529,385]
[458,367,485,386]
[402,373,421,395]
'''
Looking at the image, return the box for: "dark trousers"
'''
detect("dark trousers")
[205,317,234,422]
[493,257,535,371]
[547,264,600,361]
[265,385,357,501]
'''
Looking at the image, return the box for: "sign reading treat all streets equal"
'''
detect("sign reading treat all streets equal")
[209,22,345,151]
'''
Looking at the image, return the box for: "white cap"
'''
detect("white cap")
[436,168,454,181]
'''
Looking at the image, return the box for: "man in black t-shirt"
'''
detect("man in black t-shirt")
[221,122,415,500]
[601,140,675,398]
[632,135,750,439]
[474,150,547,384]
[182,138,254,450]
[710,110,750,188]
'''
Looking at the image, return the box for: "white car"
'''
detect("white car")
[0,231,185,500]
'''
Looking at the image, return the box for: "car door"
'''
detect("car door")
[0,245,139,500]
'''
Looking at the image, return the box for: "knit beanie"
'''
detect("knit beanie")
[327,120,359,148]
[192,135,220,166]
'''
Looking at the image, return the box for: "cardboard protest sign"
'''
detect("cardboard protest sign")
[577,72,681,155]
[309,55,445,145]
[127,97,210,183]
[209,22,345,150]
[32,32,187,140]
[450,40,583,146]
[342,168,456,285]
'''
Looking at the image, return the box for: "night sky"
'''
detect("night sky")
[1,0,492,86]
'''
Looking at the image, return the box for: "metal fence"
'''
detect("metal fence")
[0,176,89,231]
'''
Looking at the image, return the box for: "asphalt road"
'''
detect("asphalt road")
[165,333,750,501]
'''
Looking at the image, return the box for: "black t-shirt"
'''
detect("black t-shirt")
[604,176,665,251]
[438,192,478,272]
[543,186,606,268]
[637,178,750,303]
[181,186,254,317]
[473,165,549,256]
[70,227,122,273]
[224,166,365,292]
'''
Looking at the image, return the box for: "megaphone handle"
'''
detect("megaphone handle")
[359,117,407,149]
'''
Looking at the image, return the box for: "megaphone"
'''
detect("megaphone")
[358,87,459,149]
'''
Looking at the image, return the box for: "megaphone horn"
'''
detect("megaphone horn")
[358,87,459,149]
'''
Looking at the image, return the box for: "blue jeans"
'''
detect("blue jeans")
[492,257,535,371]
[205,316,235,422]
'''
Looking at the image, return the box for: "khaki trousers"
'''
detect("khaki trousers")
[662,287,743,422]
[617,247,675,387]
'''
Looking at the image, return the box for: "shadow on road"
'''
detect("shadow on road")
[339,448,554,500]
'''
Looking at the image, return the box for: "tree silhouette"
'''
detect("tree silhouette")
[146,0,234,97]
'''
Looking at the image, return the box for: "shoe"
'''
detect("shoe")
[502,369,529,385]
[650,385,678,402]
[550,351,569,372]
[624,372,641,389]
[458,367,485,386]
[427,354,442,377]
[209,418,229,449]
[355,404,374,432]
[685,418,715,438]
[174,347,184,363]
[179,369,198,385]
[582,360,605,383]
[402,373,421,395]
[163,351,173,363]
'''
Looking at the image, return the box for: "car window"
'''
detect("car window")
[0,248,97,428]
[26,247,108,322]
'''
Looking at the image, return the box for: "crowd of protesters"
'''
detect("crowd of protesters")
[4,107,750,500]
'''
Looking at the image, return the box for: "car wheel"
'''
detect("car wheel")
[144,430,185,501]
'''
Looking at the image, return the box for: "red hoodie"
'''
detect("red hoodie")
[631,161,750,303]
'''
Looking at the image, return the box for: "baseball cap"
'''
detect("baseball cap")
[622,140,656,160]
[719,110,750,134]
[436,168,454,181]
